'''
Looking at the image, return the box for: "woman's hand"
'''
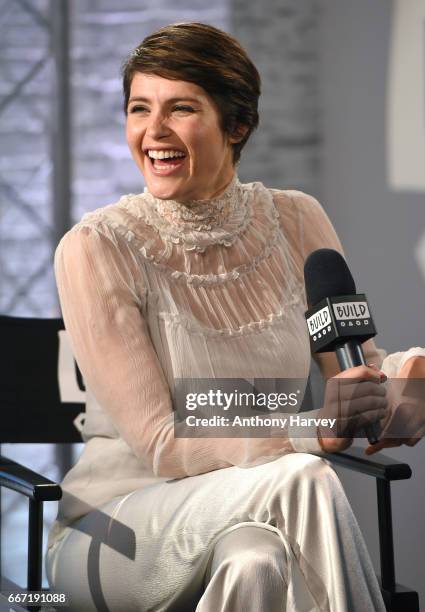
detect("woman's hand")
[365,356,425,455]
[317,364,388,454]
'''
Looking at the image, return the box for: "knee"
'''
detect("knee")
[308,455,341,488]
[288,454,340,490]
[210,527,287,583]
[301,454,334,476]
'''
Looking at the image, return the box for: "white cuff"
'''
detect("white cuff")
[288,421,323,454]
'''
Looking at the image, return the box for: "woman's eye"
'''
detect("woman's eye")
[130,105,148,113]
[173,105,195,113]
[128,104,195,114]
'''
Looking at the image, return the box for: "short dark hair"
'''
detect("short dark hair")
[121,22,261,164]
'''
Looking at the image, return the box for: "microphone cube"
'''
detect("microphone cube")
[305,294,377,353]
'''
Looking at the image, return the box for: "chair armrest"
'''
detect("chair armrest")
[0,455,62,501]
[317,446,412,481]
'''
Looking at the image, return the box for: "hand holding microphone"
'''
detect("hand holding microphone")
[303,248,389,450]
[365,355,425,455]
[317,364,388,453]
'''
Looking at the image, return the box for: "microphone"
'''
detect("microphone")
[303,248,380,444]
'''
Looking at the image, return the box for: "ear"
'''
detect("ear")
[228,124,249,144]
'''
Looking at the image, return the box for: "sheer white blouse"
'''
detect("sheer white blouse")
[48,175,412,549]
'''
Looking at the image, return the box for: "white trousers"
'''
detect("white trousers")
[46,453,386,611]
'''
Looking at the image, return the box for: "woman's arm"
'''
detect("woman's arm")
[292,190,425,452]
[55,224,297,479]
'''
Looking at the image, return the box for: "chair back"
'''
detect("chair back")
[0,315,85,443]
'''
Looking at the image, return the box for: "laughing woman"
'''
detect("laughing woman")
[46,22,425,611]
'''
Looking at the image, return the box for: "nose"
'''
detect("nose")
[146,110,171,139]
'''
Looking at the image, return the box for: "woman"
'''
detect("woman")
[46,22,425,611]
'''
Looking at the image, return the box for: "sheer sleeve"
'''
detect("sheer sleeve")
[54,224,295,479]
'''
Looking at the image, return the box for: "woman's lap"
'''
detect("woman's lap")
[46,452,384,612]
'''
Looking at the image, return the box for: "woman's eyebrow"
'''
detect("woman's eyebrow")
[128,96,202,104]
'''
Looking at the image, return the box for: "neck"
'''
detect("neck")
[148,172,237,207]
[144,173,240,232]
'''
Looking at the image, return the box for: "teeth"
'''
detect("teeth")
[148,150,185,159]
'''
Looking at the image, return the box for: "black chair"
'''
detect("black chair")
[0,315,84,611]
[0,315,419,612]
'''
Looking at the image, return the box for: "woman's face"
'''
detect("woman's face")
[126,73,238,201]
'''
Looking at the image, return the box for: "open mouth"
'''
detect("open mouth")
[145,149,187,174]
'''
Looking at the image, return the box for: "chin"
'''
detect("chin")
[144,175,191,202]
[147,184,183,201]
[147,185,184,200]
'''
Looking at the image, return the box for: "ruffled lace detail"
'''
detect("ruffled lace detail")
[158,288,305,337]
[116,187,280,285]
[128,221,281,286]
[76,179,293,288]
[118,174,251,253]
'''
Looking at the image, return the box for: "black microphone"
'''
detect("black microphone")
[303,248,380,444]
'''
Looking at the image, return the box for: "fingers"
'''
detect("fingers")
[325,378,387,408]
[329,366,388,406]
[342,381,387,402]
[365,439,402,455]
[356,406,388,428]
[325,383,388,416]
[365,442,383,455]
[321,365,391,439]
[337,407,387,438]
[321,405,387,439]
[348,392,388,415]
[365,441,387,455]
[382,401,425,440]
[334,364,387,384]
[365,435,423,455]
[406,438,423,447]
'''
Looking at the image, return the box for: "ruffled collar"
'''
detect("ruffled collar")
[120,174,253,252]
[146,174,239,231]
